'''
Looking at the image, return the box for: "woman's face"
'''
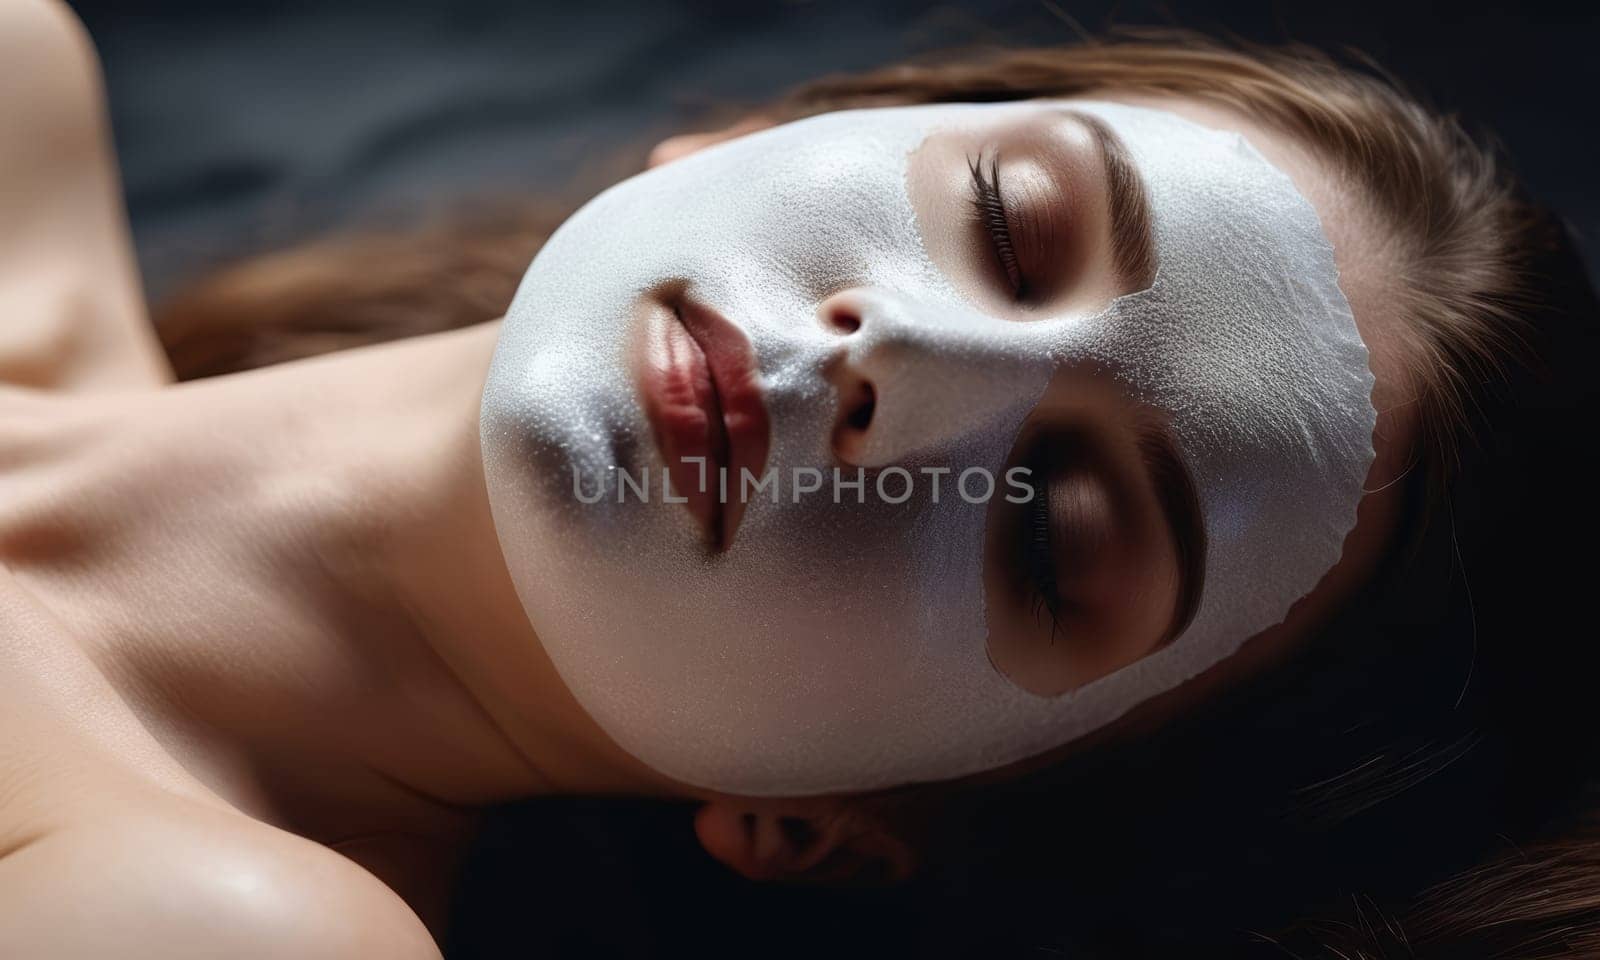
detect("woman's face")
[481,97,1383,797]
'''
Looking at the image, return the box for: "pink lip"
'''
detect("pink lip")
[635,297,770,552]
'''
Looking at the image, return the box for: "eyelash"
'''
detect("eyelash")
[966,152,1026,299]
[1023,461,1067,643]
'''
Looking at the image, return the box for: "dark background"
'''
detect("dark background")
[77,0,1598,302]
[71,2,1598,957]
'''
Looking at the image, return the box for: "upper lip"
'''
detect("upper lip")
[634,295,771,552]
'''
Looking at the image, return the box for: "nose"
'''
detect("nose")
[817,288,1041,467]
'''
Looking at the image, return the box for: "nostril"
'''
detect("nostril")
[833,379,876,461]
[777,816,816,851]
[822,303,862,335]
[845,381,876,432]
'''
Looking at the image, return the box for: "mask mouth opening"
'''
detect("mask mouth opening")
[631,289,772,554]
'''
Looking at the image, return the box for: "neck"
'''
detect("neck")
[15,323,683,842]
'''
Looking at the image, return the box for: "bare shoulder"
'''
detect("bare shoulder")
[0,568,438,958]
[0,0,171,390]
[0,0,103,231]
[0,1,104,172]
[0,796,443,960]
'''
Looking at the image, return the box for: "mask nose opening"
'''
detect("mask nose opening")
[819,294,877,462]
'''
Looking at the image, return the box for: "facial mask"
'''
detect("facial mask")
[481,101,1375,796]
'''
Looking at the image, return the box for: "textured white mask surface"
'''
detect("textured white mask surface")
[481,101,1376,796]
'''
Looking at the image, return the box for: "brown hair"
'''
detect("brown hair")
[152,33,1600,958]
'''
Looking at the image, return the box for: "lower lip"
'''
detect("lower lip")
[635,300,770,551]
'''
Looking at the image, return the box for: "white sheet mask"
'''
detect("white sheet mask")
[481,100,1376,796]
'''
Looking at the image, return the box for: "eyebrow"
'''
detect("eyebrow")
[1072,112,1158,293]
[1133,415,1207,644]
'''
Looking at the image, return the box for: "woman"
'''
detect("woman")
[3,2,1596,956]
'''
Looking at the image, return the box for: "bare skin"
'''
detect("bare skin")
[1,2,1417,955]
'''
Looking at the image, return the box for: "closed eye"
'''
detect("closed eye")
[932,112,1153,321]
[986,411,1207,696]
[1010,429,1118,646]
[967,151,1026,299]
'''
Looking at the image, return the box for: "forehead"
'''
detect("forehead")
[1107,91,1417,699]
[1076,92,1419,579]
[1073,93,1409,415]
